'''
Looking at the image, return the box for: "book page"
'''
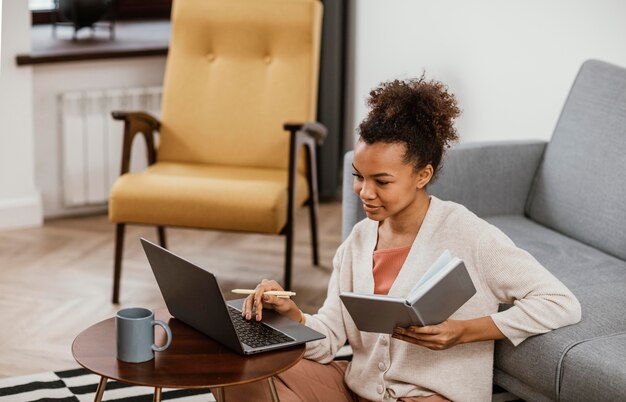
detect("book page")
[406,250,452,302]
[406,257,462,305]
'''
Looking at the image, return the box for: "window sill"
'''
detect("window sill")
[16,20,170,66]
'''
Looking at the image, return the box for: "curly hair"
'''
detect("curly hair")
[358,75,461,180]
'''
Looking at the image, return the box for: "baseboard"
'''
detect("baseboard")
[0,194,43,230]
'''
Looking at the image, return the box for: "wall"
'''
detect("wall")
[0,1,43,229]
[33,58,166,218]
[347,0,626,145]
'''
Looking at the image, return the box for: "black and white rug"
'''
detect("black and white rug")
[0,366,214,402]
[0,346,521,402]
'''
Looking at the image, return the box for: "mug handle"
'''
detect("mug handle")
[151,320,173,352]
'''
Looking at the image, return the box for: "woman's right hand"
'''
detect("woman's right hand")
[241,279,304,323]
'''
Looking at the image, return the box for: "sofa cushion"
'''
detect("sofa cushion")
[486,215,626,400]
[487,215,626,290]
[526,59,626,261]
[559,333,626,401]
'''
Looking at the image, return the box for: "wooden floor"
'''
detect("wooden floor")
[0,201,342,378]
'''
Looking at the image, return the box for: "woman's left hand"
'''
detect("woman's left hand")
[392,320,465,350]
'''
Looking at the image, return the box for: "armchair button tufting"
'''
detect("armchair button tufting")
[263,55,272,64]
[206,53,216,62]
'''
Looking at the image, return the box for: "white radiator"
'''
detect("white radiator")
[60,86,162,207]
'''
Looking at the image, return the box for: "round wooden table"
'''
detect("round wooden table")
[72,308,304,402]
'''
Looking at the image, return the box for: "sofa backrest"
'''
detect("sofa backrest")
[526,59,626,260]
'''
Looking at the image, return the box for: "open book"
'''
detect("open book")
[339,250,476,334]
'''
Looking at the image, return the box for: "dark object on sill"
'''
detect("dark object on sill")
[53,0,116,41]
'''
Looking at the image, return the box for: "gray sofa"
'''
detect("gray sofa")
[341,59,626,401]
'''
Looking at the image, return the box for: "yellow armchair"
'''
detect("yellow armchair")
[108,0,325,303]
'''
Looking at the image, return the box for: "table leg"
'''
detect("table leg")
[153,387,162,402]
[267,377,280,402]
[94,376,107,402]
[213,386,225,402]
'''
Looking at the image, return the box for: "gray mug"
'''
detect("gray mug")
[116,307,172,363]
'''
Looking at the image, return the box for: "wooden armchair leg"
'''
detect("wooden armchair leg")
[157,226,167,248]
[284,226,293,291]
[112,223,126,304]
[308,197,320,266]
[304,139,320,267]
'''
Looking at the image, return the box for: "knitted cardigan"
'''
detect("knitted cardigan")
[302,196,581,402]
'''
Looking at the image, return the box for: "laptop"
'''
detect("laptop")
[140,238,325,355]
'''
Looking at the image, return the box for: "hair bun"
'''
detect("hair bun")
[358,75,461,179]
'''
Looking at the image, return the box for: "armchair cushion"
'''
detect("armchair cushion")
[109,162,309,233]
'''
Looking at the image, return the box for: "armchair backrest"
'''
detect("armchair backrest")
[526,59,626,260]
[158,0,322,170]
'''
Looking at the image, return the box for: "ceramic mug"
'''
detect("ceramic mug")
[116,307,172,363]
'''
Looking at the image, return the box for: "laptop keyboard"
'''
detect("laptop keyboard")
[227,306,295,349]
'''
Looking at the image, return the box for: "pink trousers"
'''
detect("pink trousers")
[214,359,450,402]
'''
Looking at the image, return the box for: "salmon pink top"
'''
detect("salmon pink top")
[372,245,411,295]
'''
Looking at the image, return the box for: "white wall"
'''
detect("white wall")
[34,58,166,218]
[0,0,43,229]
[0,0,166,222]
[348,0,626,145]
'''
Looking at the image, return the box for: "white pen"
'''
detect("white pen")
[231,289,296,298]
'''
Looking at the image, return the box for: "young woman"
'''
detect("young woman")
[231,77,581,402]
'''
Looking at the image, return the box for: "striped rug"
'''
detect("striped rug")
[0,367,214,402]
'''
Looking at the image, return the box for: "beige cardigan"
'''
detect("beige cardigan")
[303,196,581,402]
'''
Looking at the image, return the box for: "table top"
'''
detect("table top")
[72,308,304,388]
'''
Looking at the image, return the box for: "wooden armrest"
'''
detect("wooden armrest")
[283,121,328,145]
[111,111,161,175]
[112,111,160,129]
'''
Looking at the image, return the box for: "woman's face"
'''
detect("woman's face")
[352,140,432,222]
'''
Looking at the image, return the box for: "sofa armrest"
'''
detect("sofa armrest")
[429,140,547,217]
[342,151,366,240]
[341,140,546,239]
